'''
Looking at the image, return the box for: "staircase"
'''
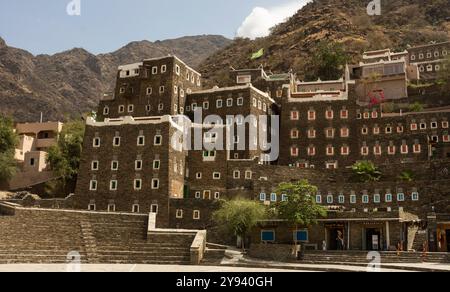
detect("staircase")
[302,251,450,264]
[0,205,200,265]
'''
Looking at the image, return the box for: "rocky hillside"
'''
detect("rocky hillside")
[199,0,450,86]
[0,35,231,122]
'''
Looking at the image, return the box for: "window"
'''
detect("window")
[135,160,143,171]
[325,110,334,120]
[175,65,180,75]
[431,122,438,129]
[361,146,369,156]
[203,101,209,110]
[196,172,202,179]
[195,192,201,199]
[213,172,221,180]
[308,110,316,121]
[388,145,396,155]
[226,98,233,107]
[103,106,109,115]
[397,126,404,133]
[291,146,299,157]
[362,127,368,135]
[341,128,349,138]
[176,209,183,219]
[373,126,380,135]
[108,204,116,212]
[150,204,158,214]
[308,146,316,156]
[145,104,151,112]
[315,195,322,204]
[158,103,164,111]
[350,195,357,204]
[413,144,421,154]
[127,104,134,113]
[152,66,158,74]
[340,109,348,119]
[412,192,419,201]
[271,193,277,202]
[89,180,97,191]
[338,195,345,204]
[233,170,241,179]
[362,195,369,204]
[326,146,334,156]
[237,75,251,84]
[252,98,257,107]
[88,204,96,211]
[216,99,223,108]
[443,134,450,143]
[326,128,335,138]
[258,100,262,110]
[291,129,299,139]
[113,136,121,147]
[294,230,308,242]
[341,146,349,156]
[134,179,142,190]
[137,136,145,146]
[151,179,160,189]
[397,193,405,202]
[420,123,427,130]
[308,129,316,139]
[154,135,162,145]
[291,111,299,120]
[443,121,449,129]
[326,161,338,169]
[385,126,392,134]
[203,150,216,161]
[237,97,244,106]
[261,230,275,242]
[110,180,118,191]
[374,194,381,203]
[363,112,370,119]
[371,111,378,119]
[374,145,382,156]
[93,137,101,148]
[132,204,140,213]
[385,193,393,202]
[327,195,333,204]
[193,210,201,220]
[258,192,267,202]
[161,65,167,73]
[118,105,125,113]
[152,160,160,170]
[91,161,99,171]
[245,170,252,180]
[214,192,220,200]
[401,144,409,154]
[159,86,165,94]
[111,161,119,171]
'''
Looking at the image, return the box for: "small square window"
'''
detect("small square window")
[134,179,142,190]
[193,210,201,220]
[91,161,99,171]
[113,137,121,147]
[88,204,96,211]
[135,160,143,171]
[161,65,167,73]
[111,161,119,171]
[260,193,267,201]
[196,172,202,179]
[137,136,145,146]
[176,209,183,219]
[213,172,221,180]
[128,105,134,113]
[110,180,118,191]
[397,193,405,202]
[132,204,140,213]
[93,137,101,148]
[154,135,162,145]
[385,194,393,202]
[153,160,160,170]
[237,97,244,106]
[89,180,97,191]
[118,105,125,113]
[151,179,159,189]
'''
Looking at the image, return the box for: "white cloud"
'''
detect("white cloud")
[236,1,311,39]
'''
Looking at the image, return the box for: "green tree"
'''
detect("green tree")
[351,161,382,182]
[307,41,348,81]
[409,102,424,113]
[213,198,267,251]
[46,120,85,190]
[275,180,327,257]
[398,170,415,182]
[0,116,18,186]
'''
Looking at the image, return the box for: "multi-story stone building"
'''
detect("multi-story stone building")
[407,41,450,80]
[73,51,450,252]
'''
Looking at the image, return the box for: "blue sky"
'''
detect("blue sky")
[0,0,308,55]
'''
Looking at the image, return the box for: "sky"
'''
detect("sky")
[0,0,310,55]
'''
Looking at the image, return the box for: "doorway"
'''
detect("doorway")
[328,228,345,250]
[446,230,450,252]
[366,228,381,251]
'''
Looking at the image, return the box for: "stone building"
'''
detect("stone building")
[9,121,63,191]
[73,51,450,252]
[407,41,450,80]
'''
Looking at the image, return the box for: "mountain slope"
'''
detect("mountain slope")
[199,0,450,86]
[0,35,231,122]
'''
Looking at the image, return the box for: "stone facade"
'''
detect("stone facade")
[408,41,450,80]
[71,52,450,252]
